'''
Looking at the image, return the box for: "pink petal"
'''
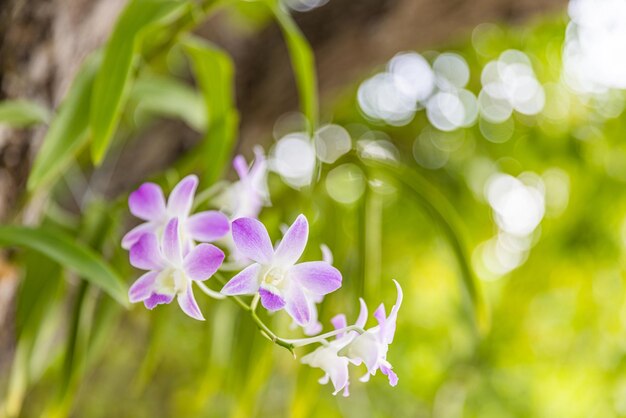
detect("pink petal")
[177,282,204,320]
[183,244,224,281]
[289,262,342,295]
[167,174,198,217]
[285,284,311,325]
[144,293,174,309]
[374,303,387,325]
[331,314,347,339]
[162,218,181,264]
[128,271,158,303]
[129,233,163,271]
[220,263,262,295]
[274,214,308,267]
[121,222,153,250]
[129,183,166,221]
[380,363,398,386]
[232,217,274,264]
[233,155,248,179]
[329,362,350,396]
[259,287,286,312]
[187,211,230,242]
[384,280,403,344]
[356,298,368,328]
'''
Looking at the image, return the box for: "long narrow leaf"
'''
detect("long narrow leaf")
[0,100,50,127]
[267,0,318,133]
[27,53,101,192]
[0,226,128,306]
[90,0,188,164]
[182,36,239,185]
[364,159,490,333]
[129,74,207,131]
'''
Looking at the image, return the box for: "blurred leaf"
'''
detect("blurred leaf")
[0,226,128,306]
[16,253,63,340]
[129,74,206,131]
[365,159,490,333]
[90,0,188,165]
[182,36,239,185]
[0,100,50,127]
[267,0,318,133]
[27,53,101,192]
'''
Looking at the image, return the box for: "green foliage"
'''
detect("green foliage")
[0,100,50,127]
[129,74,207,131]
[27,53,101,192]
[267,0,318,132]
[89,0,188,165]
[0,226,127,306]
[182,36,239,185]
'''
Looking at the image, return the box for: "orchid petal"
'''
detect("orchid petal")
[130,233,163,271]
[274,214,308,267]
[221,263,262,295]
[385,280,403,344]
[285,284,311,325]
[129,271,158,303]
[329,362,350,396]
[144,292,174,309]
[187,211,230,242]
[232,217,274,264]
[183,244,224,281]
[356,298,368,328]
[233,155,248,179]
[259,287,286,312]
[177,282,204,320]
[320,244,333,265]
[331,314,347,339]
[121,222,153,250]
[129,183,166,221]
[289,261,342,295]
[162,218,181,264]
[167,174,198,216]
[380,363,398,386]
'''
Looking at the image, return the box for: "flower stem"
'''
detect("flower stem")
[281,326,365,347]
[194,281,226,300]
[211,272,362,355]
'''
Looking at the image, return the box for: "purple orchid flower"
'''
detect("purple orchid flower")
[122,174,230,250]
[128,217,225,320]
[340,279,403,386]
[216,147,270,220]
[220,214,342,326]
[301,299,369,397]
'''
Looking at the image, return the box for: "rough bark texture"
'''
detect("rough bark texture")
[0,0,566,370]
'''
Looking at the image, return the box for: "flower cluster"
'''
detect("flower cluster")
[301,280,403,396]
[123,153,403,395]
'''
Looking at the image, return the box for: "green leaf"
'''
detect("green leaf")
[90,0,188,165]
[267,0,318,133]
[0,100,50,127]
[182,36,239,185]
[129,74,207,131]
[27,53,101,192]
[365,159,490,334]
[0,226,128,307]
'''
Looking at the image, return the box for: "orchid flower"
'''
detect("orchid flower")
[216,147,270,220]
[339,279,403,386]
[128,217,225,320]
[220,214,342,326]
[122,174,230,250]
[300,299,368,396]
